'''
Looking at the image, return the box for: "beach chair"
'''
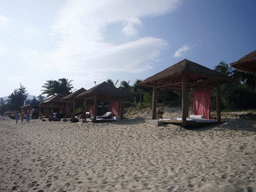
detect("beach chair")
[98,112,113,119]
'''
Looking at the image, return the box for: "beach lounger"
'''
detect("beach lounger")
[98,112,113,119]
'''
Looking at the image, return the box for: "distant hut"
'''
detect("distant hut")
[62,88,86,118]
[76,82,130,121]
[139,59,231,126]
[20,104,39,119]
[230,50,256,74]
[39,94,66,117]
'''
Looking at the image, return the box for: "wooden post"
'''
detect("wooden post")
[93,95,97,121]
[65,102,68,118]
[120,99,124,120]
[182,75,187,125]
[186,90,189,117]
[72,99,75,118]
[47,105,49,117]
[216,85,221,123]
[83,99,87,116]
[108,100,112,112]
[152,82,157,119]
[51,103,53,114]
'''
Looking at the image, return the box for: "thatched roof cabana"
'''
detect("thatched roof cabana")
[62,88,86,117]
[62,88,86,101]
[139,59,231,126]
[230,50,256,74]
[39,94,66,116]
[77,82,130,121]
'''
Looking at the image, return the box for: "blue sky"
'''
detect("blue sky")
[0,0,255,97]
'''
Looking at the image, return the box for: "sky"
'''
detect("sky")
[0,0,256,98]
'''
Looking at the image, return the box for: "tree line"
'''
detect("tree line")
[1,63,256,115]
[0,78,73,115]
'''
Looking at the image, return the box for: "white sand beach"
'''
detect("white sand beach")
[1,112,256,191]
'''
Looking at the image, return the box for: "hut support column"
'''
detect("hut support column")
[72,100,75,118]
[216,85,221,123]
[152,82,157,119]
[120,99,124,120]
[47,105,49,117]
[93,95,97,121]
[51,103,53,114]
[186,90,189,117]
[83,99,87,117]
[108,100,112,112]
[182,75,187,125]
[65,102,68,118]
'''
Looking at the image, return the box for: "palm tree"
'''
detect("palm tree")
[106,79,115,87]
[233,70,256,90]
[106,79,119,87]
[58,78,73,95]
[119,80,131,93]
[133,79,143,104]
[41,78,73,97]
[214,61,233,76]
[41,80,57,96]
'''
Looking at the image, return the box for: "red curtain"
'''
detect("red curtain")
[89,104,94,117]
[111,101,119,116]
[193,89,211,119]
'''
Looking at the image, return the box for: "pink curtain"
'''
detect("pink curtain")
[193,89,211,119]
[89,104,94,117]
[111,101,119,116]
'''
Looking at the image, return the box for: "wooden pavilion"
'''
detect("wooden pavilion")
[39,94,66,117]
[62,88,86,118]
[139,59,231,126]
[20,104,39,119]
[230,50,256,74]
[76,82,130,121]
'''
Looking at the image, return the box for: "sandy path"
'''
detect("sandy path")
[0,118,256,191]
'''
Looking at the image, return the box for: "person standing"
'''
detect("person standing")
[14,113,19,124]
[26,113,30,123]
[21,113,25,123]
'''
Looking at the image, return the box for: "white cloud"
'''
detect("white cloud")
[0,15,8,25]
[21,0,181,74]
[0,43,5,56]
[174,45,190,57]
[122,17,141,36]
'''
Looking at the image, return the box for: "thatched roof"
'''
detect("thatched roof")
[62,88,86,101]
[230,50,256,74]
[20,104,32,109]
[139,59,230,90]
[76,82,130,99]
[39,94,66,105]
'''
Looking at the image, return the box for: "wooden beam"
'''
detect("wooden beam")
[182,75,187,125]
[120,99,124,120]
[157,81,182,88]
[93,95,97,121]
[152,82,157,119]
[216,85,221,123]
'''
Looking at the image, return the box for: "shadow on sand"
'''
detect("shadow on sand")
[113,117,147,125]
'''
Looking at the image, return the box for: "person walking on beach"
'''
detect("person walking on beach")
[26,113,30,123]
[14,113,19,124]
[21,113,25,123]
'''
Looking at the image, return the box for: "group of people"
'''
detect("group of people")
[14,113,31,124]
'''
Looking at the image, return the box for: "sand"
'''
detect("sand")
[1,115,256,192]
